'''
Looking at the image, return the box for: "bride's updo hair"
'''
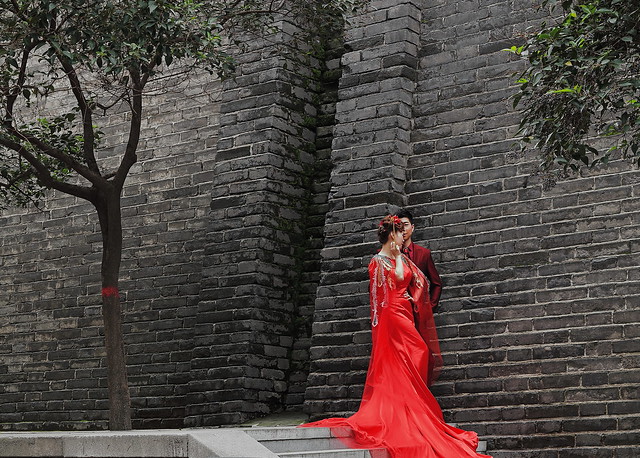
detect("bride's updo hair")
[378,215,403,243]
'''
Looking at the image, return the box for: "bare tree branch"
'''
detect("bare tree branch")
[0,135,95,201]
[3,43,36,128]
[55,52,101,176]
[5,126,106,187]
[113,72,143,191]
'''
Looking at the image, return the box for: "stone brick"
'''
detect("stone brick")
[305,2,640,457]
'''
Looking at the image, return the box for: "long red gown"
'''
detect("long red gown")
[301,254,492,458]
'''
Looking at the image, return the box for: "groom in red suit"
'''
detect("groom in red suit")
[395,209,443,311]
[396,209,443,386]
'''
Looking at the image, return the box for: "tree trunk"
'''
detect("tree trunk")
[96,190,132,430]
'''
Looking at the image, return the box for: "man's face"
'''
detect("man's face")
[399,217,414,243]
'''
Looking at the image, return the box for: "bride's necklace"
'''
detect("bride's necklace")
[378,248,396,259]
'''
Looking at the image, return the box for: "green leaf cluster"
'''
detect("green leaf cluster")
[0,0,365,209]
[0,0,235,86]
[512,0,640,171]
[0,150,45,207]
[0,0,238,207]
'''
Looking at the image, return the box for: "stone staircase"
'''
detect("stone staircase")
[0,426,488,457]
[243,426,488,457]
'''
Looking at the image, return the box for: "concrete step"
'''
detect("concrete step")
[243,426,487,456]
[279,450,380,458]
[0,429,280,458]
[244,427,383,457]
[243,427,348,453]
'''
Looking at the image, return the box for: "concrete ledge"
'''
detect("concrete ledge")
[188,430,279,458]
[0,429,278,458]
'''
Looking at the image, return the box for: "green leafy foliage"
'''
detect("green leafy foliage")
[0,0,232,207]
[0,152,46,206]
[0,0,365,209]
[512,0,640,172]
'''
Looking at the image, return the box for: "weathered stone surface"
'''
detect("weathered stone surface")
[304,2,640,458]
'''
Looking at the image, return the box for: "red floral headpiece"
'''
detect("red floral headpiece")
[379,215,403,227]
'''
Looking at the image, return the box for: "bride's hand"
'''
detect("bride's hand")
[390,241,402,258]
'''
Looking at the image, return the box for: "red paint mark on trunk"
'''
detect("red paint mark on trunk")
[102,286,120,298]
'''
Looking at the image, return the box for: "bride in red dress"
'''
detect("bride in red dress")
[301,215,492,458]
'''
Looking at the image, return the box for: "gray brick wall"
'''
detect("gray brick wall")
[415,2,639,456]
[304,1,640,457]
[185,20,341,426]
[1,17,339,430]
[304,0,422,418]
[0,73,221,430]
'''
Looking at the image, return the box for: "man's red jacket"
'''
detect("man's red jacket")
[403,242,442,309]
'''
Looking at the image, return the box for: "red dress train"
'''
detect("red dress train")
[300,254,492,458]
